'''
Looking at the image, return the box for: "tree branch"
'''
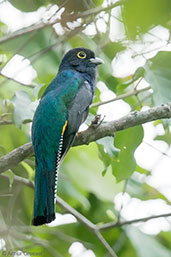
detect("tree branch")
[0,103,171,173]
[75,103,171,146]
[0,19,60,45]
[0,143,33,173]
[0,1,124,45]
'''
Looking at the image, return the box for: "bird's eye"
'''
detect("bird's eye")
[77,51,87,59]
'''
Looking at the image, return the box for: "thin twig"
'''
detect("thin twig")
[55,195,96,231]
[0,31,38,73]
[132,92,153,110]
[75,0,125,20]
[0,71,35,88]
[98,212,171,230]
[0,120,12,125]
[28,24,86,63]
[0,19,60,45]
[132,43,169,58]
[0,173,34,189]
[47,0,69,22]
[91,86,151,108]
[94,230,118,257]
[144,141,171,158]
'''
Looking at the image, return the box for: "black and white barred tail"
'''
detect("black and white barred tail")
[54,134,63,202]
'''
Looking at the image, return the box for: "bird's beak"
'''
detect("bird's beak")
[89,57,104,65]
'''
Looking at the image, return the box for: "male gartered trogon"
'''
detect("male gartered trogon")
[32,48,103,226]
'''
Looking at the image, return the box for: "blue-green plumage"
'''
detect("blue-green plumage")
[32,48,103,226]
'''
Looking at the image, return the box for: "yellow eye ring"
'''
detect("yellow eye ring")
[77,51,87,59]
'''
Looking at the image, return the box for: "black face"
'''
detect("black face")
[58,48,102,84]
[59,48,95,68]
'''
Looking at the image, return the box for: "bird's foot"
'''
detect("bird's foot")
[90,114,105,129]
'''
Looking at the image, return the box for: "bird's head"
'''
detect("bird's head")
[58,48,103,85]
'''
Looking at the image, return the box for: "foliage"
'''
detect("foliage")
[0,0,171,256]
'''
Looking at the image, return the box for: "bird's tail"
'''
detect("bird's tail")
[32,128,64,226]
[32,166,56,226]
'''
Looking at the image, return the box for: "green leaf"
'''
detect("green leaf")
[96,137,120,176]
[102,41,126,61]
[69,34,96,50]
[34,83,45,99]
[136,165,150,175]
[133,67,145,81]
[142,183,170,202]
[127,226,171,257]
[97,137,119,158]
[112,125,144,182]
[93,0,104,6]
[59,175,91,210]
[61,143,124,202]
[98,54,113,84]
[105,75,119,93]
[122,0,171,39]
[9,0,53,12]
[145,68,171,105]
[0,22,8,38]
[0,124,27,152]
[106,209,117,221]
[9,0,104,13]
[148,51,171,70]
[159,231,171,250]
[97,143,112,175]
[144,51,171,106]
[116,82,134,96]
[84,193,117,229]
[11,91,37,127]
[21,161,34,180]
[155,128,171,145]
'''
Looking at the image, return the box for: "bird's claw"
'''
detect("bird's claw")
[90,114,105,128]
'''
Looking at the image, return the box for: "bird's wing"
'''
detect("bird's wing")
[60,81,93,162]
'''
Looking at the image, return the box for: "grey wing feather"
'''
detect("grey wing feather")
[60,81,93,161]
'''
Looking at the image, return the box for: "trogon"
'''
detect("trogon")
[32,48,103,226]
